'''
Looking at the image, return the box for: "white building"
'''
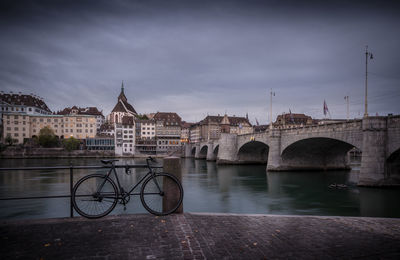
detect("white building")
[114,116,135,156]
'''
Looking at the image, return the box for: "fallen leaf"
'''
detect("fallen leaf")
[181,241,187,244]
[161,220,166,223]
[98,229,102,233]
[44,243,51,247]
[276,230,280,233]
[253,242,257,246]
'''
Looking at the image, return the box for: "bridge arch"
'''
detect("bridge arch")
[387,148,400,181]
[213,145,219,157]
[199,145,208,158]
[281,137,358,170]
[237,141,269,164]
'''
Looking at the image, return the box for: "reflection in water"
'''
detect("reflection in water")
[1,158,400,219]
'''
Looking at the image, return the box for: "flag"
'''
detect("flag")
[255,118,259,126]
[323,100,329,116]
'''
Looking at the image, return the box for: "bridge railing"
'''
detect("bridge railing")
[0,164,163,218]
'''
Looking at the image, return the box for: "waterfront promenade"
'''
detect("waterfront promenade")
[1,213,400,259]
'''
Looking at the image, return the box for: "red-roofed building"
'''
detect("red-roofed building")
[56,106,105,131]
[189,114,253,143]
[153,112,182,154]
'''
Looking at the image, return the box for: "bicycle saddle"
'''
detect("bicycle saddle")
[101,159,119,164]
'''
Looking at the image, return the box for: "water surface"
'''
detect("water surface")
[0,158,399,219]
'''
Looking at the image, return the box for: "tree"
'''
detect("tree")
[5,135,18,146]
[62,137,80,151]
[38,126,59,147]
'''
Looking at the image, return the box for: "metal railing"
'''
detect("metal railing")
[0,164,163,218]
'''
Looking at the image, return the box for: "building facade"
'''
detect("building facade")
[189,114,253,143]
[57,106,104,131]
[153,112,182,153]
[2,113,97,144]
[273,113,313,129]
[114,116,135,156]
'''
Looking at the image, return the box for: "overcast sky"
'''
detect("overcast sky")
[1,0,399,124]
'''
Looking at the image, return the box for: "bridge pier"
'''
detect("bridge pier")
[206,143,217,161]
[217,133,238,164]
[194,143,202,159]
[266,130,283,171]
[359,117,388,186]
[183,144,193,158]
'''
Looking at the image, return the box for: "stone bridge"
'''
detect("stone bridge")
[183,116,400,186]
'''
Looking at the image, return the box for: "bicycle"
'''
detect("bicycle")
[72,157,184,219]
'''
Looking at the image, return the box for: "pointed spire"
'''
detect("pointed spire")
[117,80,128,102]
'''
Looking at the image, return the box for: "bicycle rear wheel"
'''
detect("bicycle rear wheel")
[140,173,183,216]
[72,174,118,219]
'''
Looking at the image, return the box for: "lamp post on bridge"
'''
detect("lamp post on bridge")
[364,45,373,117]
[269,89,275,130]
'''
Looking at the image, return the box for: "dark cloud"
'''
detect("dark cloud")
[1,0,399,123]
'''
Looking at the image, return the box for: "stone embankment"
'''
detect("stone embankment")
[0,147,114,158]
[2,213,400,259]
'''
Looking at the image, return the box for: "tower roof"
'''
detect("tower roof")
[111,81,137,115]
[118,81,127,103]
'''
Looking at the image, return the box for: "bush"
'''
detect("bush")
[38,126,59,148]
[62,137,80,151]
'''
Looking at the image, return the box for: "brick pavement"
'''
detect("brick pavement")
[1,213,400,259]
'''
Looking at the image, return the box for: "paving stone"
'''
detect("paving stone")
[1,213,400,259]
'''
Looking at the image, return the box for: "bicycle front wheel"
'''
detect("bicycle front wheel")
[72,174,118,219]
[140,173,183,216]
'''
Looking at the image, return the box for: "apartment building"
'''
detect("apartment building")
[114,116,135,156]
[2,113,97,144]
[57,106,105,131]
[153,112,182,153]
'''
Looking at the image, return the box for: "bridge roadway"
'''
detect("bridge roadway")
[184,115,400,187]
[2,213,400,259]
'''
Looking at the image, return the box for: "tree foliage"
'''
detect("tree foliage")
[5,135,18,146]
[38,126,59,147]
[62,137,80,151]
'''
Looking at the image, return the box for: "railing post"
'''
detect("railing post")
[70,165,74,218]
[163,157,183,213]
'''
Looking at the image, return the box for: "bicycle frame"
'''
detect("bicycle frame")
[103,163,159,198]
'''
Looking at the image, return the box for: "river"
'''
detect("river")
[0,158,399,219]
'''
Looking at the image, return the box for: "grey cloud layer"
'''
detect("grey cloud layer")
[1,0,399,123]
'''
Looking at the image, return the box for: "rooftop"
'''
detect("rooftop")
[0,92,51,112]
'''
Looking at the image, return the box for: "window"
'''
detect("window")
[14,127,18,131]
[14,115,19,119]
[29,108,32,111]
[47,119,51,122]
[6,127,11,131]
[14,133,18,137]
[40,118,43,122]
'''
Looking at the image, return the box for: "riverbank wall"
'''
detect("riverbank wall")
[0,147,182,159]
[0,147,114,158]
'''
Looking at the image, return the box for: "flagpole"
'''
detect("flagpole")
[364,45,369,117]
[269,89,274,129]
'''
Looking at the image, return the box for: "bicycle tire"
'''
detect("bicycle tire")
[72,174,118,219]
[140,173,183,216]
